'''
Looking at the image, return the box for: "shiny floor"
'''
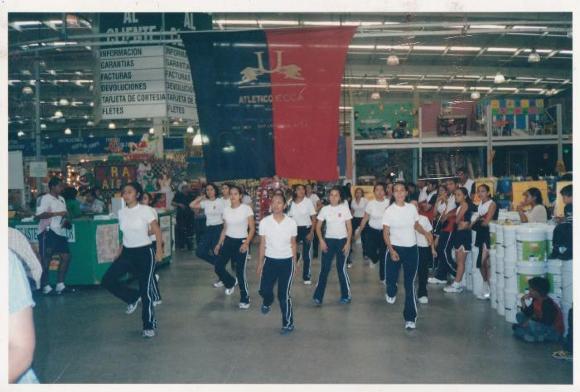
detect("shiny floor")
[32,247,573,384]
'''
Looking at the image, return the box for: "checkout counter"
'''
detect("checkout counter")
[9,210,175,286]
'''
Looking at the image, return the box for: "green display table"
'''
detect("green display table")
[9,211,174,286]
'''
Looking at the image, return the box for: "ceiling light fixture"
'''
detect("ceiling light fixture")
[22,86,33,94]
[377,77,388,88]
[17,130,25,137]
[149,127,155,134]
[127,129,134,136]
[386,54,399,66]
[470,91,481,99]
[59,98,70,106]
[88,133,94,138]
[187,126,195,133]
[54,110,63,118]
[108,122,116,130]
[494,72,506,84]
[64,128,72,135]
[40,123,47,129]
[370,91,381,100]
[87,121,95,126]
[528,49,541,63]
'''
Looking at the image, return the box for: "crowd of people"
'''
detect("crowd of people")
[8,169,574,383]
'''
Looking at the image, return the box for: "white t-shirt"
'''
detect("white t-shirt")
[365,199,390,230]
[148,208,159,242]
[36,194,68,237]
[288,198,316,227]
[118,204,157,248]
[382,203,420,247]
[445,194,457,214]
[317,204,352,239]
[350,198,368,218]
[308,193,320,209]
[416,215,433,248]
[525,204,548,223]
[461,179,475,195]
[224,204,254,239]
[436,199,447,214]
[418,186,429,203]
[221,197,232,209]
[477,199,494,218]
[200,198,225,226]
[259,214,297,259]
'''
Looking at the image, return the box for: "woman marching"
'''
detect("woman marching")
[287,184,317,285]
[348,187,368,267]
[354,184,390,283]
[213,185,256,309]
[472,184,497,299]
[190,183,226,287]
[141,192,162,306]
[383,182,433,330]
[443,187,473,294]
[313,186,353,306]
[102,182,163,338]
[257,193,298,335]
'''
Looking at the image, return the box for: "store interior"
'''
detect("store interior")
[6,11,575,385]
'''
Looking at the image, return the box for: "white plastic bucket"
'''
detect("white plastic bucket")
[503,225,518,245]
[516,224,547,262]
[547,259,563,295]
[504,290,519,324]
[490,282,498,309]
[496,224,504,245]
[561,259,573,302]
[561,301,572,336]
[503,245,518,262]
[516,261,547,295]
[497,290,505,316]
[496,244,504,259]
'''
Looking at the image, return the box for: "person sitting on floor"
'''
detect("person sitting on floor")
[513,277,564,343]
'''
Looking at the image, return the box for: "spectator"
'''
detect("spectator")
[9,249,39,383]
[517,187,548,223]
[456,167,475,197]
[80,189,106,214]
[513,277,564,343]
[551,184,572,260]
[172,183,196,250]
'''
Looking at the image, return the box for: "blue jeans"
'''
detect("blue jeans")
[313,238,351,302]
[513,312,561,343]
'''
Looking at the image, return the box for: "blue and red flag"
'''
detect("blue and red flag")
[182,27,355,181]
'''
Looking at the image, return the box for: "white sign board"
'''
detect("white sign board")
[29,161,48,178]
[9,151,24,189]
[98,45,198,121]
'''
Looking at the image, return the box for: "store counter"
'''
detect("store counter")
[9,211,174,286]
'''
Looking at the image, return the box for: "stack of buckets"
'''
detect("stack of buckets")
[489,222,497,309]
[515,224,549,323]
[502,225,519,323]
[495,223,505,315]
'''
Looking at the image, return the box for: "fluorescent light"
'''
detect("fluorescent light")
[471,87,492,91]
[388,85,414,89]
[456,75,481,79]
[525,88,544,92]
[416,85,439,89]
[522,49,552,54]
[349,44,375,50]
[213,19,258,25]
[442,86,466,90]
[303,21,342,26]
[513,25,547,30]
[259,20,300,26]
[339,106,353,110]
[471,24,506,29]
[50,41,77,47]
[377,45,411,50]
[470,91,481,99]
[560,50,572,55]
[413,45,447,51]
[496,87,518,91]
[449,46,482,52]
[487,47,518,53]
[377,77,388,87]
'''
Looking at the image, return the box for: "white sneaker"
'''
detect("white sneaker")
[347,263,352,269]
[126,297,141,314]
[380,280,386,286]
[428,277,447,285]
[142,329,156,338]
[304,280,312,285]
[212,281,224,288]
[418,296,429,304]
[155,274,160,282]
[42,284,53,295]
[55,282,66,294]
[405,321,417,330]
[225,279,238,295]
[239,302,250,310]
[369,262,375,269]
[443,281,464,293]
[153,300,163,307]
[385,295,396,304]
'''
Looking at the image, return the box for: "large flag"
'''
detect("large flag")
[182,27,355,181]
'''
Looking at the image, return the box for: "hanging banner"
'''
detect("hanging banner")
[182,27,355,181]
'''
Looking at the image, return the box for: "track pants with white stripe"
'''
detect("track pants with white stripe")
[313,238,351,302]
[195,224,223,265]
[434,231,456,280]
[102,245,157,330]
[386,245,419,322]
[296,226,313,281]
[366,227,387,281]
[150,241,162,302]
[215,236,250,304]
[259,257,294,328]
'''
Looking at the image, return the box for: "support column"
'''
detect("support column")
[34,57,43,195]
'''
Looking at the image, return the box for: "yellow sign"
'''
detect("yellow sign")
[511,181,549,209]
[554,181,572,217]
[472,178,497,205]
[352,185,375,201]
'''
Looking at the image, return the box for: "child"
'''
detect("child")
[512,277,564,343]
[412,201,437,304]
